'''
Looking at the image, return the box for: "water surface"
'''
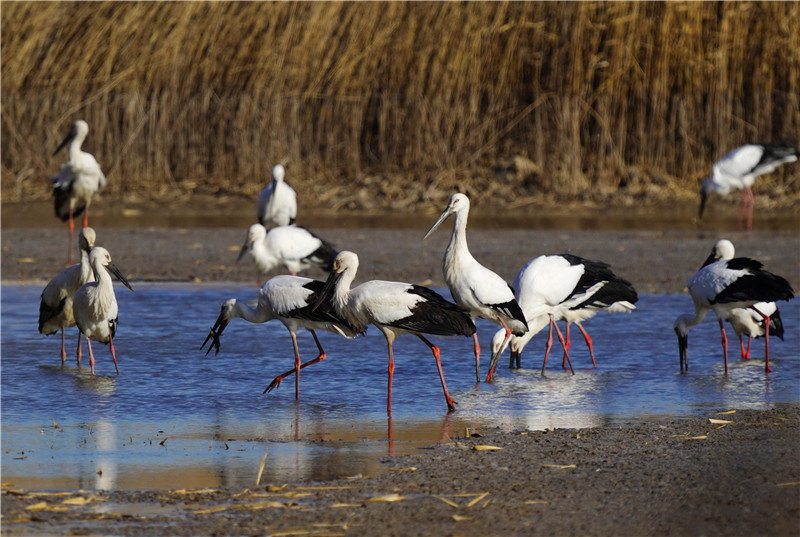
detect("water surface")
[2,284,798,490]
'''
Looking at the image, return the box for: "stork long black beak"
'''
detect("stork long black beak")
[236,239,251,264]
[486,336,512,381]
[312,270,341,312]
[201,308,230,356]
[675,327,688,373]
[107,262,134,292]
[53,129,75,156]
[423,207,453,240]
[698,189,708,219]
[700,250,718,269]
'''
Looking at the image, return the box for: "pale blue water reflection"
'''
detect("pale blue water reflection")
[2,284,798,490]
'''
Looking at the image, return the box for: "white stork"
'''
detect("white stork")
[237,223,337,276]
[258,164,297,228]
[38,227,97,365]
[727,302,784,361]
[487,254,638,378]
[423,193,527,383]
[313,251,476,415]
[673,239,794,374]
[73,247,135,375]
[50,120,107,264]
[201,275,363,400]
[699,143,798,230]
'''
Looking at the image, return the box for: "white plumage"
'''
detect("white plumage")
[237,223,337,276]
[73,247,135,375]
[424,193,527,382]
[487,254,638,377]
[258,164,297,228]
[201,275,363,399]
[50,120,107,264]
[315,251,476,415]
[699,143,798,229]
[38,227,97,365]
[673,239,794,374]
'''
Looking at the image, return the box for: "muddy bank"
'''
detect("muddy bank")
[2,406,798,536]
[3,226,799,294]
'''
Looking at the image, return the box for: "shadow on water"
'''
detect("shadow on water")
[2,285,798,490]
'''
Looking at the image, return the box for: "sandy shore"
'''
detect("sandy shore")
[2,406,798,536]
[2,227,799,294]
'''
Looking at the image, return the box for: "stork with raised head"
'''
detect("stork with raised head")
[201,275,364,399]
[258,164,297,228]
[313,251,475,415]
[38,227,97,365]
[73,247,135,375]
[699,143,798,230]
[237,224,337,277]
[487,254,638,378]
[674,239,794,374]
[50,120,107,264]
[424,193,527,383]
[727,302,784,361]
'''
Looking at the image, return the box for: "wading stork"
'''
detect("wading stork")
[50,120,107,264]
[727,302,784,361]
[73,247,135,375]
[258,164,297,228]
[237,223,337,276]
[487,254,638,378]
[423,193,527,383]
[201,275,364,399]
[38,227,97,365]
[314,251,476,416]
[673,239,793,374]
[699,143,798,230]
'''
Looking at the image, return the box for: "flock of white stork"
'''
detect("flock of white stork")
[38,120,797,415]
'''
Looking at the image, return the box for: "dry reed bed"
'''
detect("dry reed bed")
[2,2,799,210]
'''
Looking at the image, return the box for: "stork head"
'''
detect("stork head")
[423,193,470,240]
[78,227,97,253]
[272,164,285,183]
[201,298,237,356]
[237,224,268,263]
[700,239,735,268]
[54,120,89,156]
[673,314,692,373]
[314,251,359,311]
[89,246,134,292]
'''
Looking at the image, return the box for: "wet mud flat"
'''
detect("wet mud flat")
[3,227,799,294]
[3,406,798,537]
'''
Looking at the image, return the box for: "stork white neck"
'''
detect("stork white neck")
[231,299,274,324]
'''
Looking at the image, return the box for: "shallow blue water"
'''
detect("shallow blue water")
[2,284,798,490]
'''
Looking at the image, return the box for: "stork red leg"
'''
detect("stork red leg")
[418,335,456,413]
[561,322,572,369]
[718,319,728,374]
[575,322,597,367]
[738,335,748,361]
[541,318,555,376]
[109,333,120,374]
[263,331,328,394]
[60,328,67,365]
[289,331,301,400]
[82,206,89,228]
[472,333,481,383]
[746,337,752,361]
[751,306,772,373]
[86,338,96,375]
[76,332,83,365]
[387,339,395,416]
[552,322,574,375]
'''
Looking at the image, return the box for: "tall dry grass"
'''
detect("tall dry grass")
[2,2,799,209]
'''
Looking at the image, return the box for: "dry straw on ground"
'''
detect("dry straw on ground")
[2,2,798,210]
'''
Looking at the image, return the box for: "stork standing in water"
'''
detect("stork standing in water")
[673,240,793,374]
[314,251,475,415]
[50,120,107,264]
[38,227,97,365]
[201,275,363,399]
[424,193,527,383]
[73,247,135,375]
[487,254,638,378]
[727,302,784,361]
[699,143,798,230]
[237,224,337,277]
[258,164,297,228]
